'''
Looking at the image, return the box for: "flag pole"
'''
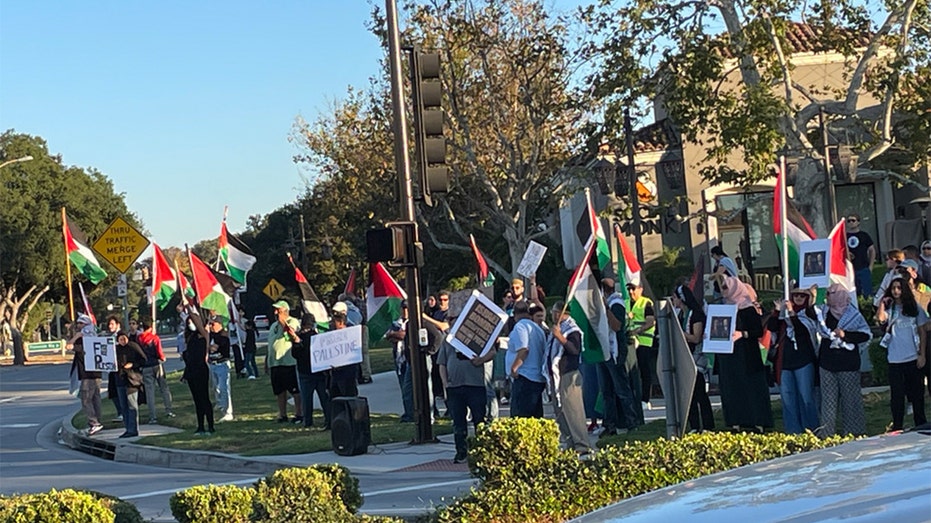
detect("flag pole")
[61,207,75,322]
[779,155,790,303]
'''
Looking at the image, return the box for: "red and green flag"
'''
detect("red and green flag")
[828,219,856,292]
[614,223,642,301]
[469,234,495,287]
[581,188,611,271]
[188,250,230,319]
[566,241,611,364]
[62,211,107,284]
[151,243,177,311]
[287,253,329,323]
[366,262,406,346]
[218,220,256,285]
[773,171,816,285]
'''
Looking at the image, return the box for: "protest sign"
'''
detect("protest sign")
[310,325,363,372]
[446,290,507,359]
[83,336,117,372]
[702,304,737,354]
[516,241,547,278]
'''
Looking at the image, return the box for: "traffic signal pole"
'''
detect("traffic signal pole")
[385,0,433,443]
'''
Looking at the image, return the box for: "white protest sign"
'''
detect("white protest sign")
[310,325,363,372]
[516,241,547,278]
[446,290,508,359]
[798,238,831,289]
[702,304,738,354]
[83,336,117,372]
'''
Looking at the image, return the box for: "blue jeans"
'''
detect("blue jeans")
[596,357,640,431]
[780,363,820,434]
[116,386,138,436]
[209,362,232,417]
[401,353,434,423]
[396,360,414,422]
[854,267,873,297]
[446,385,487,457]
[243,351,258,378]
[510,375,545,418]
[297,370,331,428]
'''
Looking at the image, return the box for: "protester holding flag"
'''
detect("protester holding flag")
[546,301,593,454]
[181,315,215,436]
[766,287,820,435]
[717,275,773,432]
[818,283,871,436]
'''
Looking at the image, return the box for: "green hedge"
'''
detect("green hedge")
[0,489,115,523]
[170,484,254,523]
[80,491,144,523]
[434,418,853,523]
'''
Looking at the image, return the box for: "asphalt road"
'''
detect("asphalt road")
[0,336,475,521]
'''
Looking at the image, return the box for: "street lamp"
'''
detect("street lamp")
[0,156,34,169]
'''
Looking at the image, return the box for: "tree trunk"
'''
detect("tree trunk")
[792,156,830,237]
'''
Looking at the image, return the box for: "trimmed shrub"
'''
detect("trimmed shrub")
[252,467,355,523]
[80,490,144,523]
[0,489,114,523]
[169,484,254,523]
[435,419,854,523]
[310,463,363,513]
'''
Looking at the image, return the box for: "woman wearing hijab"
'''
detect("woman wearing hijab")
[766,287,820,434]
[671,285,714,432]
[182,316,214,435]
[818,284,871,436]
[716,275,773,431]
[876,276,928,431]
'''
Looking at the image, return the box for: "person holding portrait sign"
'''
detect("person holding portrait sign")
[713,275,773,432]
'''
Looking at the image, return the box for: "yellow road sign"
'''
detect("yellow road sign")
[92,217,150,274]
[263,278,284,301]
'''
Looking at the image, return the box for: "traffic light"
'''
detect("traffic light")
[412,51,449,206]
[365,222,423,268]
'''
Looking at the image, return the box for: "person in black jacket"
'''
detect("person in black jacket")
[182,317,214,435]
[115,331,146,438]
[292,314,331,429]
[208,318,233,421]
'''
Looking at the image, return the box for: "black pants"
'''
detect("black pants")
[232,344,245,377]
[637,345,657,402]
[688,372,715,432]
[187,372,214,432]
[330,376,358,399]
[888,361,927,430]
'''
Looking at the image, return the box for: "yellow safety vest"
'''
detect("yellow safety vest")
[628,296,655,347]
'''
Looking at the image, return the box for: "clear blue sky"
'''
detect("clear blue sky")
[1,1,385,249]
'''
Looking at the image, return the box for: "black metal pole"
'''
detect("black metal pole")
[624,108,645,263]
[386,0,431,443]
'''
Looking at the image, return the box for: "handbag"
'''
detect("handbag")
[125,369,144,388]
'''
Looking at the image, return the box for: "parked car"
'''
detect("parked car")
[570,430,931,523]
[253,315,269,330]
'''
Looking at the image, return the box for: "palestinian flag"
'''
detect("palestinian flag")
[366,262,406,346]
[566,242,611,364]
[151,243,177,311]
[577,188,611,271]
[773,171,816,285]
[469,234,495,287]
[218,221,256,285]
[287,253,328,323]
[188,250,231,319]
[62,211,107,284]
[614,223,641,301]
[828,219,857,293]
[344,268,357,296]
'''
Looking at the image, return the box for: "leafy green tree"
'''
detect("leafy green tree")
[0,131,141,330]
[584,0,930,235]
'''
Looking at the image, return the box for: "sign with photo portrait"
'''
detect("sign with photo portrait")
[798,239,831,288]
[702,304,737,354]
[446,290,508,359]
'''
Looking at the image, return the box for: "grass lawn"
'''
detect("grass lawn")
[598,388,928,447]
[74,344,451,456]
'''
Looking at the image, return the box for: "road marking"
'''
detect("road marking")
[0,396,22,404]
[0,423,40,428]
[120,477,261,500]
[363,479,475,497]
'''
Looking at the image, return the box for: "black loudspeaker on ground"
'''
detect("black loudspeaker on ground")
[331,396,371,456]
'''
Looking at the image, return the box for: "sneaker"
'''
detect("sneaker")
[291,416,303,425]
[221,414,234,422]
[146,418,158,425]
[194,430,208,436]
[247,375,257,380]
[112,415,123,422]
[118,432,137,439]
[642,401,652,411]
[587,421,599,433]
[166,412,177,418]
[276,416,289,423]
[88,424,103,436]
[453,452,468,463]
